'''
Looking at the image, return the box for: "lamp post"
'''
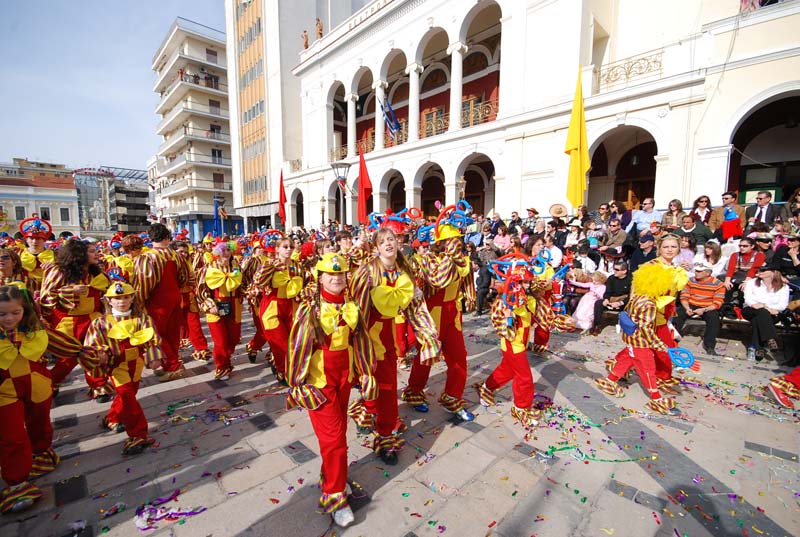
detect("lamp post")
[457,175,467,201]
[320,196,326,228]
[330,161,352,231]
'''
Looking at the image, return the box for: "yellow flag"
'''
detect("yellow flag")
[565,67,591,209]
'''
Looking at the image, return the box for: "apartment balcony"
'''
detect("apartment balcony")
[158,152,232,177]
[158,126,231,157]
[159,177,233,198]
[165,202,216,216]
[153,44,227,94]
[156,101,229,136]
[156,74,228,115]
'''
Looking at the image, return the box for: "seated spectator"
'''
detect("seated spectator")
[544,235,563,268]
[590,260,632,335]
[690,195,712,225]
[584,221,604,249]
[521,208,540,232]
[574,243,597,274]
[564,218,583,249]
[493,224,512,252]
[773,233,800,281]
[509,236,524,254]
[577,205,591,226]
[745,191,778,229]
[674,261,725,355]
[569,271,608,333]
[675,214,714,247]
[661,199,687,230]
[609,200,632,230]
[563,266,592,314]
[693,240,728,278]
[546,219,566,250]
[790,208,800,235]
[630,233,657,272]
[709,191,746,238]
[753,232,775,265]
[489,213,504,236]
[724,237,764,291]
[593,203,612,230]
[780,187,800,223]
[675,234,697,273]
[507,211,524,235]
[626,198,662,235]
[598,219,627,263]
[743,263,790,361]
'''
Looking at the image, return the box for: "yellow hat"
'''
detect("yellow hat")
[105,281,136,297]
[316,253,349,273]
[434,223,462,242]
[202,232,213,244]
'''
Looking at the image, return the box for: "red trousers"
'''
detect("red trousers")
[246,300,268,352]
[395,321,417,358]
[609,346,661,399]
[146,261,183,372]
[106,381,148,439]
[260,295,291,375]
[533,325,550,347]
[180,303,208,352]
[407,308,466,399]
[0,363,53,486]
[208,315,241,371]
[784,366,800,388]
[363,318,398,437]
[49,315,109,389]
[654,324,677,381]
[486,345,534,409]
[307,348,352,496]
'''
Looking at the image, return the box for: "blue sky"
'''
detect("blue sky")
[0,0,225,171]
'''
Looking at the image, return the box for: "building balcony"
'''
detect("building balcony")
[156,75,228,115]
[158,153,232,177]
[158,127,231,157]
[165,202,216,216]
[159,177,233,198]
[593,49,664,93]
[156,101,229,136]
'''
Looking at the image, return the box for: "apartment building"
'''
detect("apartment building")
[0,158,80,236]
[150,17,242,242]
[224,0,800,229]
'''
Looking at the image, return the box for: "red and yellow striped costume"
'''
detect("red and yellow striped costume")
[254,258,305,377]
[286,288,377,514]
[84,313,164,440]
[404,243,475,411]
[242,252,270,356]
[40,268,111,393]
[348,260,440,448]
[18,248,55,293]
[133,247,188,372]
[197,259,244,374]
[645,258,688,385]
[177,262,208,358]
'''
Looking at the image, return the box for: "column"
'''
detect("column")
[497,14,518,118]
[405,63,423,143]
[242,215,249,234]
[447,42,468,132]
[444,180,458,206]
[406,187,421,211]
[373,80,387,151]
[346,93,358,159]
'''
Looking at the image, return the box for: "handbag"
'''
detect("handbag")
[618,311,638,336]
[216,300,232,317]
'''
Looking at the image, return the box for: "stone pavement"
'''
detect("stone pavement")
[1,315,798,537]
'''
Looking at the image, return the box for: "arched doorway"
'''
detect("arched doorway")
[728,95,800,202]
[588,126,657,210]
[328,82,347,161]
[292,190,304,227]
[456,153,495,216]
[352,67,375,154]
[459,1,502,126]
[387,173,406,213]
[419,164,445,218]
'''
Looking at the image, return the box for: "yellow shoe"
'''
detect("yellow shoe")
[158,367,186,383]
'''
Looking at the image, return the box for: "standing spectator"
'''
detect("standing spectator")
[779,187,800,223]
[489,213,504,236]
[591,260,632,335]
[661,199,687,230]
[521,208,540,232]
[745,191,778,228]
[693,240,728,278]
[675,214,714,247]
[743,264,789,361]
[626,198,662,235]
[690,195,713,225]
[507,211,524,235]
[630,233,657,272]
[708,191,746,233]
[609,200,632,230]
[674,261,725,355]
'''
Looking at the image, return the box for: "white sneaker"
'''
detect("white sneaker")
[332,505,355,527]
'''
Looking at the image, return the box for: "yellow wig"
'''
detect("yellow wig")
[632,262,688,300]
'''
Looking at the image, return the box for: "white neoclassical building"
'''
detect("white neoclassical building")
[227,0,800,229]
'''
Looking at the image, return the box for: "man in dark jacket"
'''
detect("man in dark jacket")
[629,233,657,272]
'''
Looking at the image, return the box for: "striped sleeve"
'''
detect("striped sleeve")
[490,297,513,341]
[39,267,75,312]
[622,297,667,351]
[253,258,279,288]
[133,252,165,304]
[348,263,374,319]
[405,290,442,364]
[285,303,326,410]
[421,252,458,289]
[139,314,166,368]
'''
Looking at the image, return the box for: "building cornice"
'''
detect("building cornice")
[702,0,800,35]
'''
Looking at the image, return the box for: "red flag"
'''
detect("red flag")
[278,170,287,225]
[357,151,373,225]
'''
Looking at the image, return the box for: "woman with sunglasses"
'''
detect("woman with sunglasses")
[608,200,632,230]
[780,187,800,223]
[690,195,712,225]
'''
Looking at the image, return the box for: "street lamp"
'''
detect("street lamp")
[330,161,351,230]
[456,175,467,201]
[320,196,326,228]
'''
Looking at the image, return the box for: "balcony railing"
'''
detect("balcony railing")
[461,98,499,128]
[329,146,348,162]
[159,177,232,196]
[161,72,228,98]
[384,128,408,149]
[160,152,232,172]
[595,49,664,90]
[157,101,229,133]
[420,113,449,139]
[159,126,231,154]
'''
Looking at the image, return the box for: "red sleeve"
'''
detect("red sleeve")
[725,254,737,279]
[747,252,765,278]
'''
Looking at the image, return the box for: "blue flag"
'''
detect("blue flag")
[380,98,402,140]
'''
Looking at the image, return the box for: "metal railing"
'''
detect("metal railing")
[461,98,499,128]
[162,72,228,97]
[328,146,348,162]
[420,112,449,139]
[159,127,231,154]
[595,49,664,90]
[157,101,229,132]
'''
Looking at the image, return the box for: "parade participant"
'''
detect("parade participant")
[349,222,441,465]
[285,253,377,528]
[475,256,547,427]
[132,223,188,382]
[41,240,113,400]
[83,281,162,454]
[115,234,144,282]
[0,285,59,514]
[193,233,215,271]
[242,234,270,363]
[0,248,30,290]
[767,366,800,409]
[594,262,682,415]
[402,203,476,420]
[170,240,210,361]
[18,214,54,293]
[197,240,244,381]
[253,233,304,383]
